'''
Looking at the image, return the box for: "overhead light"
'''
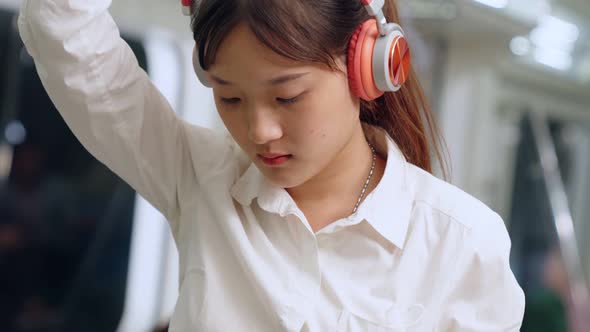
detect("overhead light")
[473,0,509,9]
[530,30,576,53]
[534,47,573,71]
[527,15,579,71]
[510,36,531,56]
[530,15,579,53]
[541,15,579,43]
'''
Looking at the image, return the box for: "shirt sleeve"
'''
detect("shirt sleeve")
[16,0,217,226]
[440,212,526,332]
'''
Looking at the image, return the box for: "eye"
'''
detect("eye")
[277,93,304,105]
[220,97,241,104]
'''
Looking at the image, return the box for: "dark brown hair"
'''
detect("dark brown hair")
[191,0,450,180]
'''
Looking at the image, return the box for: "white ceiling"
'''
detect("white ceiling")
[505,0,589,82]
[402,0,590,85]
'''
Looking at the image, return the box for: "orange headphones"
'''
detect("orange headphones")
[181,0,411,101]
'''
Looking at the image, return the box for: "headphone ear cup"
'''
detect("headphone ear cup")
[359,21,384,101]
[347,19,383,101]
[192,45,212,88]
[390,36,411,87]
[348,21,370,101]
[372,24,411,92]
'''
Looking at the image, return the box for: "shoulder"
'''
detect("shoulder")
[179,123,249,176]
[407,163,508,245]
[404,165,524,325]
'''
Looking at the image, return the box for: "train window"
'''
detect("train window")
[0,12,148,331]
[509,113,588,332]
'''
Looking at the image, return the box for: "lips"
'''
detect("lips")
[257,153,292,166]
[259,153,287,158]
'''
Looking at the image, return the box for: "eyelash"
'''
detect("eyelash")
[277,96,301,105]
[220,98,241,105]
[220,94,302,105]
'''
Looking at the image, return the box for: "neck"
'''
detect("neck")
[287,122,385,215]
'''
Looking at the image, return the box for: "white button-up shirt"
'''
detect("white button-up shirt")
[17,1,525,331]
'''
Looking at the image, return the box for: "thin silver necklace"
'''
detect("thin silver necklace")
[352,143,376,214]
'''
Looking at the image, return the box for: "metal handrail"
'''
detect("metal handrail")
[0,16,21,182]
[528,112,590,308]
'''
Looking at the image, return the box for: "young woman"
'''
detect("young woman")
[17,0,525,330]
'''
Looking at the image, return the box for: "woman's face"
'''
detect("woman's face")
[208,22,361,188]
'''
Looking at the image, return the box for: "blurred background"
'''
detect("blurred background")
[0,0,589,331]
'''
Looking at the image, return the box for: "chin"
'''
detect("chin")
[259,168,307,189]
[265,173,303,189]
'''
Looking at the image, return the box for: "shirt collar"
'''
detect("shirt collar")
[231,161,300,218]
[356,124,414,250]
[230,124,415,250]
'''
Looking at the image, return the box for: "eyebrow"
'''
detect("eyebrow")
[210,72,310,86]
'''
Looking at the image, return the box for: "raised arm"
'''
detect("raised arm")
[16,0,207,225]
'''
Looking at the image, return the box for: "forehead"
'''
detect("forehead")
[208,22,310,80]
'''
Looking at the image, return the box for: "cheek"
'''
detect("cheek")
[288,91,356,144]
[283,106,325,146]
[216,107,249,147]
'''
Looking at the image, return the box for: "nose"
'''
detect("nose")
[247,106,283,145]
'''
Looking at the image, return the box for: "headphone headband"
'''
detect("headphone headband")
[362,0,389,36]
[181,0,195,16]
